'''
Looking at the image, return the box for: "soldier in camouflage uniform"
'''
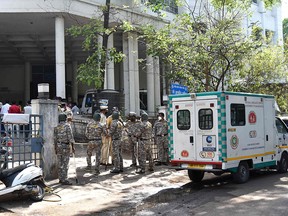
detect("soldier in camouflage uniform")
[54,113,75,185]
[137,112,154,174]
[153,112,169,166]
[109,111,124,174]
[85,112,105,175]
[125,112,142,167]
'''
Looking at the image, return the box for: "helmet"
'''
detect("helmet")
[112,111,119,120]
[128,111,136,118]
[93,112,101,121]
[100,105,108,110]
[58,113,67,122]
[141,112,148,121]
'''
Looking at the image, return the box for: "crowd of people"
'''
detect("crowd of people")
[54,105,169,185]
[0,100,32,138]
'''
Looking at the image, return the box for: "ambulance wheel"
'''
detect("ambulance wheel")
[188,170,205,183]
[278,153,288,173]
[29,183,46,202]
[232,161,250,184]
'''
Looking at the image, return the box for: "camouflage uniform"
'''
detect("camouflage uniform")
[85,119,105,173]
[138,118,154,173]
[153,117,169,164]
[109,114,123,173]
[54,120,75,183]
[125,116,142,166]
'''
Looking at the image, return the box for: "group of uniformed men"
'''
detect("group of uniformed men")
[54,106,168,185]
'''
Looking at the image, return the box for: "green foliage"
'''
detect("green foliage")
[141,0,287,109]
[141,5,258,91]
[264,0,281,9]
[67,17,127,89]
[283,18,288,51]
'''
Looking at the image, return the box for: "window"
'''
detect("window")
[231,104,246,126]
[199,109,213,130]
[177,110,190,130]
[276,118,288,134]
[85,93,93,108]
[142,0,178,14]
[252,0,257,4]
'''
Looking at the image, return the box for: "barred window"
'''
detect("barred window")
[142,0,178,14]
[177,110,190,130]
[231,104,246,126]
[199,109,213,130]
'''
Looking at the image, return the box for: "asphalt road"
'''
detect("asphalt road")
[1,144,288,216]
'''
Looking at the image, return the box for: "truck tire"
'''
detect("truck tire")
[188,170,205,183]
[232,161,250,184]
[277,153,288,173]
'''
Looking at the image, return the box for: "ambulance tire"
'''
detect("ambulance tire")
[232,161,250,184]
[188,170,205,183]
[277,153,288,173]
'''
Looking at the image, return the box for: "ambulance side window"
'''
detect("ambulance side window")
[177,110,190,130]
[85,93,93,108]
[275,118,288,134]
[231,104,245,126]
[199,109,213,130]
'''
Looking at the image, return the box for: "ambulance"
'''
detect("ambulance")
[168,91,288,183]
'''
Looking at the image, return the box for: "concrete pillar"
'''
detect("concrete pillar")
[55,16,66,99]
[123,33,130,115]
[31,99,58,180]
[146,55,155,116]
[124,32,140,114]
[154,57,161,109]
[24,62,31,102]
[106,33,115,90]
[72,61,78,103]
[133,36,140,115]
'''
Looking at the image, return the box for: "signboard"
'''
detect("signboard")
[170,83,188,95]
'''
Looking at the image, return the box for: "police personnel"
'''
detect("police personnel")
[54,113,75,185]
[125,111,142,167]
[153,112,169,166]
[137,112,154,174]
[85,112,105,175]
[109,111,124,174]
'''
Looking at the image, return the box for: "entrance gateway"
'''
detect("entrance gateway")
[0,114,43,168]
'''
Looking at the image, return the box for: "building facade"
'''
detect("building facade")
[0,0,283,116]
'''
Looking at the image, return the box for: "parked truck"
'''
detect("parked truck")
[168,91,288,183]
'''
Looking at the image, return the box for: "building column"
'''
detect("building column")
[105,33,115,90]
[146,55,155,116]
[123,33,130,115]
[154,56,161,109]
[24,62,31,102]
[259,1,266,37]
[55,16,66,99]
[122,32,140,115]
[72,61,78,103]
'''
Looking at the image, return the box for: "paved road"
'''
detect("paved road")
[1,144,288,216]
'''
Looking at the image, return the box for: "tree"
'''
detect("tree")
[141,0,259,91]
[141,0,288,108]
[67,0,125,89]
[283,18,288,50]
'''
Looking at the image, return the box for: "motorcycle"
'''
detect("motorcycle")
[0,149,47,201]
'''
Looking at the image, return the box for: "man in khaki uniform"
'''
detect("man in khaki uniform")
[99,106,110,165]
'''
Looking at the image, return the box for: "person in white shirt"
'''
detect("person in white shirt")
[71,102,80,115]
[23,101,32,141]
[0,100,10,114]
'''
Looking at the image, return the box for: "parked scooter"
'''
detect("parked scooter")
[0,149,47,201]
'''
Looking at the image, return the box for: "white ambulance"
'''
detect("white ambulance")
[168,91,288,183]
